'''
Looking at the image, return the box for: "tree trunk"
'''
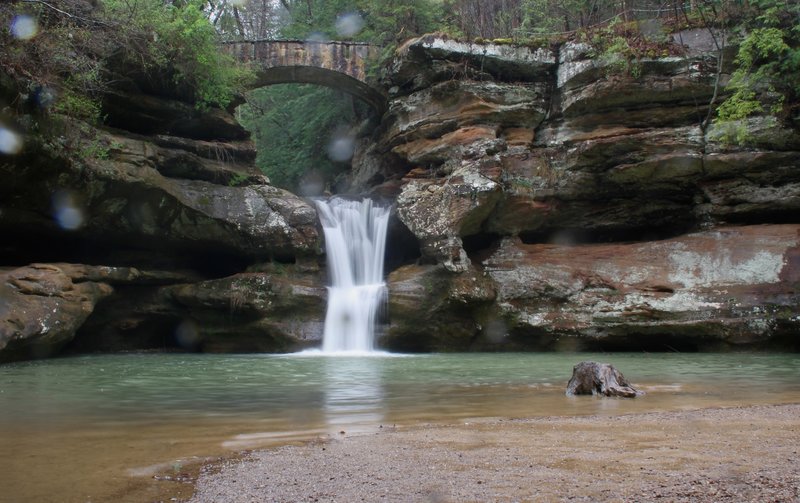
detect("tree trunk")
[566,361,643,398]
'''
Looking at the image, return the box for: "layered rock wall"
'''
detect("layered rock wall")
[3,31,798,361]
[367,34,800,352]
[0,76,326,362]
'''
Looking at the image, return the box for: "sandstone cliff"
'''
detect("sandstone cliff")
[0,73,326,362]
[363,33,800,352]
[2,29,798,362]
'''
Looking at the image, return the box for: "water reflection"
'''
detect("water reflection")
[322,356,385,435]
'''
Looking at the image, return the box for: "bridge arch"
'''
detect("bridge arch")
[224,40,387,115]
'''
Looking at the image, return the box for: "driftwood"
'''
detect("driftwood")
[565,361,643,398]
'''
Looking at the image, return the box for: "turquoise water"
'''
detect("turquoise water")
[2,352,800,426]
[2,352,800,502]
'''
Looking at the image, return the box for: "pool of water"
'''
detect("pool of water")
[2,352,800,501]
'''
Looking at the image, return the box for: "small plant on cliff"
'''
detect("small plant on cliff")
[0,2,109,122]
[717,26,799,120]
[713,0,800,142]
[580,19,677,79]
[227,172,249,187]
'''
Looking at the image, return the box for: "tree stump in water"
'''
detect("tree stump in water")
[566,361,643,398]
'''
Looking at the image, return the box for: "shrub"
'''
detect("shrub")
[100,0,253,109]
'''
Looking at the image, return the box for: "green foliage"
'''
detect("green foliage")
[227,172,249,187]
[278,0,448,45]
[599,34,641,77]
[0,4,108,122]
[79,138,111,161]
[1,0,251,121]
[247,1,446,191]
[579,19,676,78]
[100,0,252,109]
[715,1,800,135]
[237,85,361,191]
[51,87,103,123]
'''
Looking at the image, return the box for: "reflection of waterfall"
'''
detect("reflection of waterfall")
[322,357,385,433]
[315,198,390,353]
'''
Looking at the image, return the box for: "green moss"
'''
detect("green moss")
[227,173,249,187]
[53,89,103,124]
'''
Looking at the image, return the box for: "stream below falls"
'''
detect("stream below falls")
[2,351,800,501]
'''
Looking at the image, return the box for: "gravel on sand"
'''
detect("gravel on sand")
[191,404,800,502]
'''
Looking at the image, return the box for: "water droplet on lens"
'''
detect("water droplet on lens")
[0,126,23,154]
[52,190,85,230]
[335,12,364,37]
[327,129,354,162]
[306,32,328,43]
[10,15,39,40]
[175,320,200,348]
[34,86,56,108]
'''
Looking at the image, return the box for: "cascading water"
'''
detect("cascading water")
[315,198,390,353]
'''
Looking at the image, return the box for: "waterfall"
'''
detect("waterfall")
[315,198,390,353]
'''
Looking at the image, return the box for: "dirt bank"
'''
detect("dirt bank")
[190,403,800,502]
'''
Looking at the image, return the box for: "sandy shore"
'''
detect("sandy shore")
[190,403,800,502]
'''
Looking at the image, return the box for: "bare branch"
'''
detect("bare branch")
[20,0,115,27]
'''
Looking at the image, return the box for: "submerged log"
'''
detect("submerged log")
[566,361,644,398]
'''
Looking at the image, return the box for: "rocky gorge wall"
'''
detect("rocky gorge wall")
[360,33,800,352]
[1,30,799,362]
[0,76,328,362]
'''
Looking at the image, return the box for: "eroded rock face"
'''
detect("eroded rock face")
[484,225,800,350]
[383,263,496,351]
[165,268,327,352]
[0,119,319,266]
[377,77,548,269]
[0,73,324,361]
[377,225,800,351]
[4,31,800,359]
[59,264,327,355]
[367,35,800,274]
[0,263,175,362]
[386,35,555,95]
[396,163,502,272]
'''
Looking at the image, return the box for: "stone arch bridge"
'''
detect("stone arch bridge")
[223,40,386,114]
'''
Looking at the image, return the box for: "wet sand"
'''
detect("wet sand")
[190,403,800,502]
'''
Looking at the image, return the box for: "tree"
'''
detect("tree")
[237,85,364,192]
[208,0,287,40]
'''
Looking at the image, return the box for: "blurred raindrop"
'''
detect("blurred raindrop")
[0,125,23,154]
[306,32,328,43]
[549,230,584,246]
[175,320,200,348]
[10,15,39,40]
[127,201,156,231]
[52,190,85,230]
[483,318,508,344]
[335,12,364,37]
[299,169,325,197]
[33,86,56,109]
[326,129,355,162]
